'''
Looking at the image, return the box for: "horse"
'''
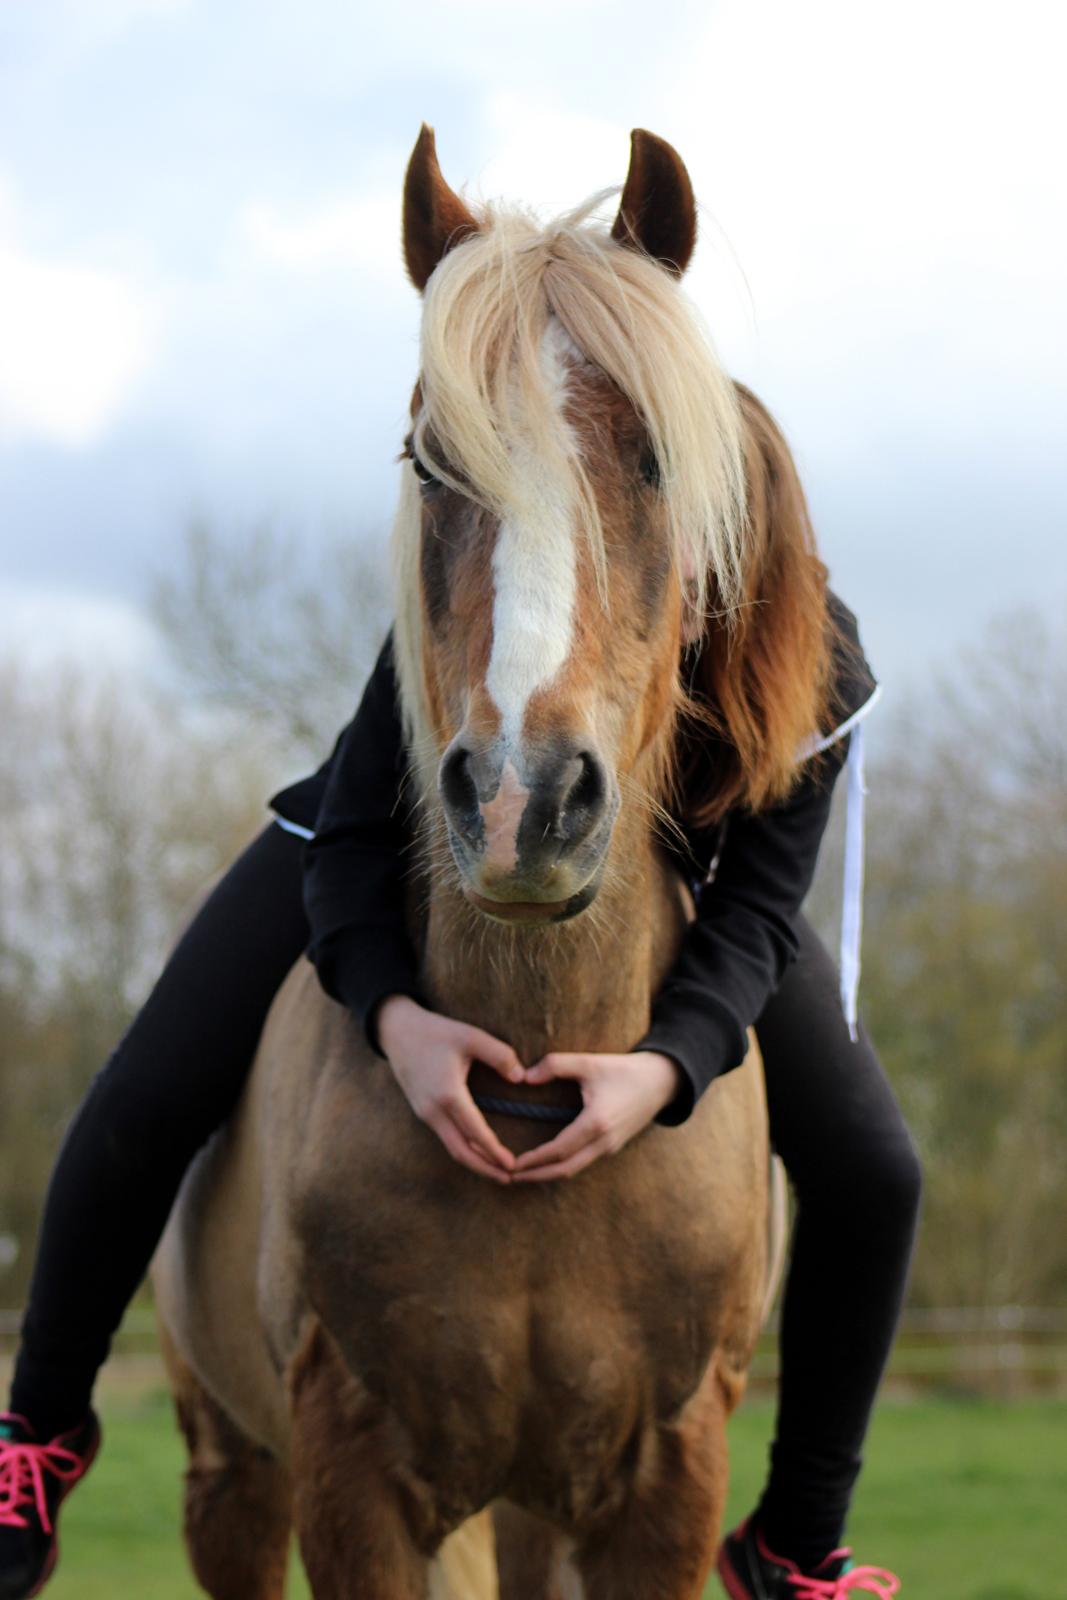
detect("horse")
[152,125,783,1600]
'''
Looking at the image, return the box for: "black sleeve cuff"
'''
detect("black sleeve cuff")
[638,989,749,1126]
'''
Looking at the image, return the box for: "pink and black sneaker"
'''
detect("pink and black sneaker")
[718,1518,900,1599]
[0,1411,101,1598]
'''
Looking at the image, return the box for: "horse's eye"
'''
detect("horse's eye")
[412,454,441,491]
[639,448,661,490]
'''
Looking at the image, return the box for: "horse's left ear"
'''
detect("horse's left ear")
[611,129,696,278]
[403,124,481,292]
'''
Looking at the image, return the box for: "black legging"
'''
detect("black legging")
[10,823,920,1569]
[755,917,921,1565]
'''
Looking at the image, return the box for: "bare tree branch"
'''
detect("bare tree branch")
[151,518,391,759]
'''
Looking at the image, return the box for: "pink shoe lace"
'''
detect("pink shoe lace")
[0,1420,88,1536]
[789,1549,901,1600]
[746,1524,901,1600]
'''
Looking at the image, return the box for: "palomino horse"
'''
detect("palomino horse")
[153,127,774,1599]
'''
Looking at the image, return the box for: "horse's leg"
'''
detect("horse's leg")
[573,1359,738,1600]
[287,1321,498,1599]
[159,1322,292,1600]
[288,1319,453,1600]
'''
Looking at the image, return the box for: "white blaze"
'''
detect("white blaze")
[485,320,579,748]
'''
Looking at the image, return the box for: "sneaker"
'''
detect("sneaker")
[718,1518,900,1599]
[0,1411,101,1599]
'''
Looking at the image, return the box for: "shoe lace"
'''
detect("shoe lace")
[789,1557,901,1599]
[0,1435,85,1535]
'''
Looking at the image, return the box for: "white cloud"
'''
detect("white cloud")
[476,96,630,213]
[235,192,401,279]
[0,195,157,449]
[635,0,1067,454]
[0,583,162,675]
[670,2,1067,316]
[52,0,192,39]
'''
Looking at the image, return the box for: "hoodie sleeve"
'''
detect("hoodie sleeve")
[638,591,879,1125]
[637,744,847,1124]
[300,631,427,1053]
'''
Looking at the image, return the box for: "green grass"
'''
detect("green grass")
[43,1389,1067,1599]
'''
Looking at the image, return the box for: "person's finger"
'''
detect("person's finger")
[511,1107,605,1172]
[432,1116,513,1184]
[464,1027,525,1083]
[511,1135,612,1183]
[445,1089,517,1171]
[524,1052,591,1086]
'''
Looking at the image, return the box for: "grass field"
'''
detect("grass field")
[40,1389,1066,1600]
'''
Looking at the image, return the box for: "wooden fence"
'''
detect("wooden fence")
[3,1305,1066,1397]
[752,1306,1067,1396]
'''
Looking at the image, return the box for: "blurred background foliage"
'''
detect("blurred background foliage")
[809,610,1067,1312]
[1,525,1064,1323]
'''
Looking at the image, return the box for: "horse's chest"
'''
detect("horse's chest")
[289,1054,761,1526]
[317,1262,717,1530]
[299,1159,729,1515]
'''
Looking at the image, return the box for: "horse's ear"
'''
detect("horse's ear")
[611,129,696,278]
[403,124,480,292]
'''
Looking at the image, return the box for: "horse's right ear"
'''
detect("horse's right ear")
[611,129,697,278]
[403,125,480,292]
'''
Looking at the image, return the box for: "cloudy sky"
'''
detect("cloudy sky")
[2,0,1064,699]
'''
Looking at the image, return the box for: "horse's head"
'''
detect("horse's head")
[393,127,747,925]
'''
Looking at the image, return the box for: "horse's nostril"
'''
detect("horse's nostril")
[439,743,477,818]
[560,750,607,836]
[575,751,605,808]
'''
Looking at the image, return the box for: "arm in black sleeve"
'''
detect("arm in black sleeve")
[637,586,876,1124]
[637,741,848,1125]
[301,631,426,1053]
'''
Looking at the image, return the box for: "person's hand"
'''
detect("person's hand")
[376,995,524,1184]
[512,1050,680,1183]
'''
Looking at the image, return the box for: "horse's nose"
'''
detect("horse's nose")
[439,738,614,883]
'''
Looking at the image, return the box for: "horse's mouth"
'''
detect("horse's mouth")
[464,880,600,925]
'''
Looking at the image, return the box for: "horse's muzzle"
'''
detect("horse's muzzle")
[438,735,619,918]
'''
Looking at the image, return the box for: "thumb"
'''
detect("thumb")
[464,1026,525,1084]
[525,1053,587,1085]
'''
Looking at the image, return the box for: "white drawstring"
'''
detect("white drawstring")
[840,719,869,1041]
[798,685,881,1041]
[274,815,315,841]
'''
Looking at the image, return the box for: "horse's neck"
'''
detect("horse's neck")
[419,803,678,1066]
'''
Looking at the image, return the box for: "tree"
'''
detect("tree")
[856,608,1067,1307]
[151,518,391,761]
[1,519,391,1307]
[0,661,271,1303]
